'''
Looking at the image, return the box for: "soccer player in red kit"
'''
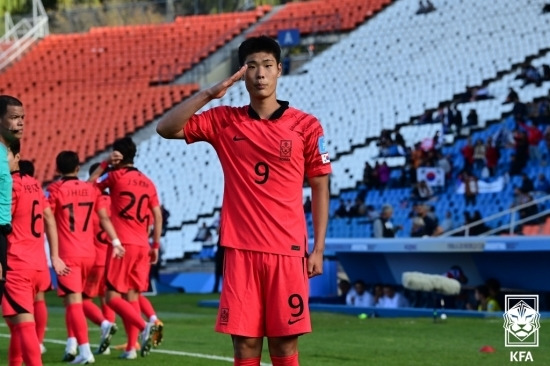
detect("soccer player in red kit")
[157,36,331,366]
[89,137,162,359]
[48,151,122,364]
[2,139,69,366]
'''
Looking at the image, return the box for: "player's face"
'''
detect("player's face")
[1,105,24,139]
[243,52,282,101]
[7,149,20,173]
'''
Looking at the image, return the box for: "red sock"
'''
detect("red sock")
[234,357,261,366]
[14,322,42,366]
[139,295,156,319]
[107,297,144,330]
[33,300,48,344]
[101,300,116,323]
[82,299,104,326]
[66,303,89,344]
[271,353,299,366]
[65,309,75,338]
[7,322,23,366]
[126,300,142,351]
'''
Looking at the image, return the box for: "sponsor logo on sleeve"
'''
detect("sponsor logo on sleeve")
[318,136,330,164]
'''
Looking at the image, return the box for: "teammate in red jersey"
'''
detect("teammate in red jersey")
[89,137,163,359]
[157,36,331,366]
[47,151,121,364]
[2,139,69,366]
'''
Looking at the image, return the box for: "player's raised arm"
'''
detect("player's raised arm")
[156,65,247,140]
[307,174,330,278]
[44,206,70,276]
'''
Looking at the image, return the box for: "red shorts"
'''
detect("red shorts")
[2,269,43,316]
[83,265,106,298]
[36,269,53,293]
[57,257,95,297]
[215,248,311,337]
[105,244,149,294]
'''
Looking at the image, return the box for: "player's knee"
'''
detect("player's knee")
[232,336,263,358]
[267,336,298,357]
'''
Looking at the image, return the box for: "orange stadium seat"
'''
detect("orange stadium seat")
[0,8,274,182]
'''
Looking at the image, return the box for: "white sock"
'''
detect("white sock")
[101,320,111,329]
[66,337,77,352]
[79,343,92,358]
[149,315,158,323]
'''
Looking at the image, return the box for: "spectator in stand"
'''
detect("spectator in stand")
[377,161,391,189]
[470,84,491,101]
[194,222,213,243]
[451,104,463,135]
[363,162,376,190]
[376,285,409,308]
[543,3,550,14]
[463,172,479,207]
[372,204,401,238]
[519,173,535,194]
[466,109,478,127]
[536,97,550,125]
[440,211,455,233]
[334,199,349,218]
[415,204,441,236]
[520,63,542,88]
[534,173,550,194]
[503,87,519,104]
[413,180,434,202]
[348,197,366,218]
[469,211,490,236]
[485,136,499,177]
[473,139,486,171]
[346,280,374,307]
[303,196,312,214]
[436,153,452,184]
[518,119,543,165]
[512,128,529,172]
[410,217,426,237]
[518,193,540,225]
[461,137,474,173]
[394,128,406,151]
[365,205,379,222]
[337,279,351,305]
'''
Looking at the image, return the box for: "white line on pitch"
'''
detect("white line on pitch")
[0,334,272,366]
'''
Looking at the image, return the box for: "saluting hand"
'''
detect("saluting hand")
[207,65,247,100]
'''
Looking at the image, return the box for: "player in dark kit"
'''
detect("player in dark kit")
[157,36,331,366]
[89,137,163,359]
[2,139,69,366]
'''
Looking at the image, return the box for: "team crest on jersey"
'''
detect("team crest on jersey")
[220,308,230,325]
[280,140,292,161]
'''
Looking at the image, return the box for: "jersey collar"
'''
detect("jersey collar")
[247,100,289,121]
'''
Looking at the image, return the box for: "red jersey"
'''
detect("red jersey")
[92,193,111,266]
[7,172,49,271]
[47,177,99,259]
[184,102,332,257]
[96,167,160,247]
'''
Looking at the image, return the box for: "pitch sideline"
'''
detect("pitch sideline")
[0,334,272,366]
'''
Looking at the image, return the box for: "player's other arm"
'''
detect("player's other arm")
[149,205,163,264]
[98,208,125,258]
[308,174,329,278]
[156,65,247,139]
[44,206,70,275]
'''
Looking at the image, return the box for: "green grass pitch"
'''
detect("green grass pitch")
[1,293,548,365]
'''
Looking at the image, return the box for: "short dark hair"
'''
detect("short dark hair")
[7,137,20,156]
[238,36,281,66]
[19,160,35,177]
[0,95,23,119]
[56,151,80,175]
[113,137,136,165]
[89,162,100,176]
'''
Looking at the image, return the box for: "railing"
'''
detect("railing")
[441,193,550,237]
[0,0,48,71]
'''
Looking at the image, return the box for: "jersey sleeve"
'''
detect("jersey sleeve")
[95,171,112,192]
[148,184,160,210]
[183,106,226,144]
[11,177,21,216]
[304,119,332,178]
[95,194,110,212]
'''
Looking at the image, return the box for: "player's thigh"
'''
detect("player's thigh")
[36,269,53,293]
[265,254,311,337]
[83,265,105,298]
[215,248,264,337]
[57,257,93,296]
[2,270,37,316]
[127,246,150,292]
